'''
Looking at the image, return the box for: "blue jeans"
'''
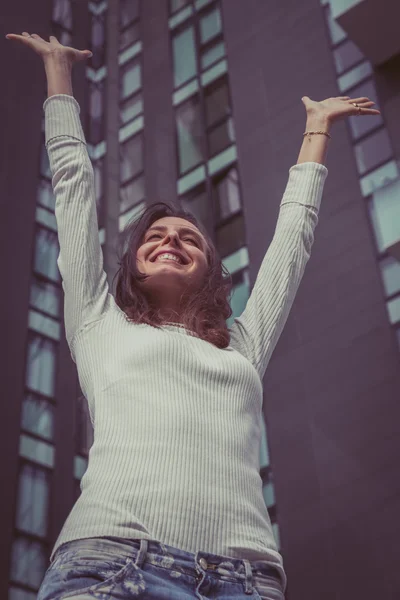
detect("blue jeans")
[37,536,285,599]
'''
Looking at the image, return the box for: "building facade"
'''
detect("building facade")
[1,0,399,599]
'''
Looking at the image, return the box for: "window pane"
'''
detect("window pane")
[91,16,106,69]
[347,79,382,140]
[337,60,373,93]
[120,21,140,52]
[120,93,143,125]
[360,160,399,197]
[121,60,141,100]
[37,179,55,212]
[16,464,50,536]
[387,297,400,324]
[176,96,205,174]
[213,167,241,220]
[40,144,51,179]
[10,537,47,588]
[226,269,250,327]
[369,178,400,251]
[208,118,235,156]
[34,228,60,283]
[379,256,400,297]
[180,187,209,230]
[26,334,57,397]
[9,587,37,600]
[19,434,55,468]
[333,39,364,74]
[205,79,230,127]
[354,128,393,175]
[200,7,222,44]
[325,5,346,45]
[30,278,60,318]
[201,41,225,70]
[21,393,54,441]
[75,396,94,456]
[89,81,104,145]
[120,0,139,28]
[120,134,143,183]
[52,0,72,29]
[120,174,145,213]
[172,27,197,88]
[170,0,190,12]
[216,213,246,258]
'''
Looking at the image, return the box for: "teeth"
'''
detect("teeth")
[155,253,182,264]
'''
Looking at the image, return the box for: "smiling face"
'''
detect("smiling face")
[136,216,209,320]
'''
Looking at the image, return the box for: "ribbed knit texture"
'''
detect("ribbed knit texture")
[43,94,328,592]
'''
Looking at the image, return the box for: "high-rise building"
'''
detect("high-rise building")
[1,1,399,599]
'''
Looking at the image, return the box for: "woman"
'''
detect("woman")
[7,32,380,600]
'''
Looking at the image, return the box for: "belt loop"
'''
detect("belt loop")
[243,559,254,594]
[134,539,148,569]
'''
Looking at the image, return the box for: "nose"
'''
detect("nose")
[162,231,181,246]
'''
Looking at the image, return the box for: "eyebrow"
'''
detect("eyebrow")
[146,225,206,248]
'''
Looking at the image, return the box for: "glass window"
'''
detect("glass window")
[226,269,250,327]
[208,118,235,156]
[172,27,197,88]
[120,93,143,125]
[213,167,241,221]
[40,144,51,179]
[369,178,400,252]
[120,21,140,52]
[93,158,104,208]
[28,310,60,342]
[333,39,364,74]
[26,333,57,398]
[360,159,399,197]
[205,79,230,127]
[74,455,88,480]
[30,278,60,319]
[52,0,72,29]
[16,464,50,536]
[222,246,249,276]
[121,60,141,100]
[19,434,55,468]
[21,393,54,441]
[216,213,246,258]
[176,96,205,174]
[263,481,276,508]
[120,134,143,183]
[90,16,106,69]
[10,537,47,588]
[89,81,104,145]
[199,6,222,44]
[201,41,225,70]
[34,228,60,283]
[120,0,139,28]
[379,256,400,297]
[9,587,37,600]
[337,60,373,93]
[180,186,209,229]
[120,174,145,213]
[75,397,94,456]
[324,5,346,45]
[37,179,55,211]
[387,296,400,324]
[354,128,393,175]
[170,0,190,12]
[347,79,382,140]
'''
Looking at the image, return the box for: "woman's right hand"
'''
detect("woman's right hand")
[5,32,92,65]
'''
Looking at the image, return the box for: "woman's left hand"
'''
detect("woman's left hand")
[301,95,381,125]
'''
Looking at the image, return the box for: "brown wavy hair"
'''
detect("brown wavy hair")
[112,202,233,349]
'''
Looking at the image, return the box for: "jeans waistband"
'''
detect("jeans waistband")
[53,536,283,596]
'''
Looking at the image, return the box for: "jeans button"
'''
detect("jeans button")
[199,558,208,570]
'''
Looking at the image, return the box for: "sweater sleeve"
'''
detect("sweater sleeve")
[43,94,111,361]
[229,161,328,381]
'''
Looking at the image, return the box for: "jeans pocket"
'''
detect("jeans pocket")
[43,554,135,600]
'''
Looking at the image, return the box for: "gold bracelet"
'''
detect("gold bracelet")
[303,130,331,142]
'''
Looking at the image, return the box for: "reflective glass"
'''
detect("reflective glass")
[21,393,54,441]
[26,334,57,397]
[176,96,205,174]
[120,60,141,100]
[34,228,60,283]
[180,187,209,229]
[216,213,246,258]
[369,177,400,251]
[337,60,373,92]
[52,0,72,29]
[120,93,143,124]
[379,256,400,297]
[120,21,140,52]
[347,79,382,140]
[120,134,143,183]
[205,79,230,127]
[325,5,346,45]
[10,538,47,588]
[208,118,235,156]
[120,174,145,213]
[20,434,55,468]
[354,128,393,175]
[172,27,197,88]
[170,0,190,12]
[201,41,225,70]
[359,160,399,197]
[30,279,60,319]
[200,7,222,44]
[226,269,250,327]
[333,39,364,74]
[37,179,55,212]
[120,0,139,28]
[387,296,400,324]
[40,144,51,179]
[16,464,50,536]
[213,167,241,220]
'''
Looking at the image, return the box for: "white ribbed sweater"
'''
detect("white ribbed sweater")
[44,94,328,592]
